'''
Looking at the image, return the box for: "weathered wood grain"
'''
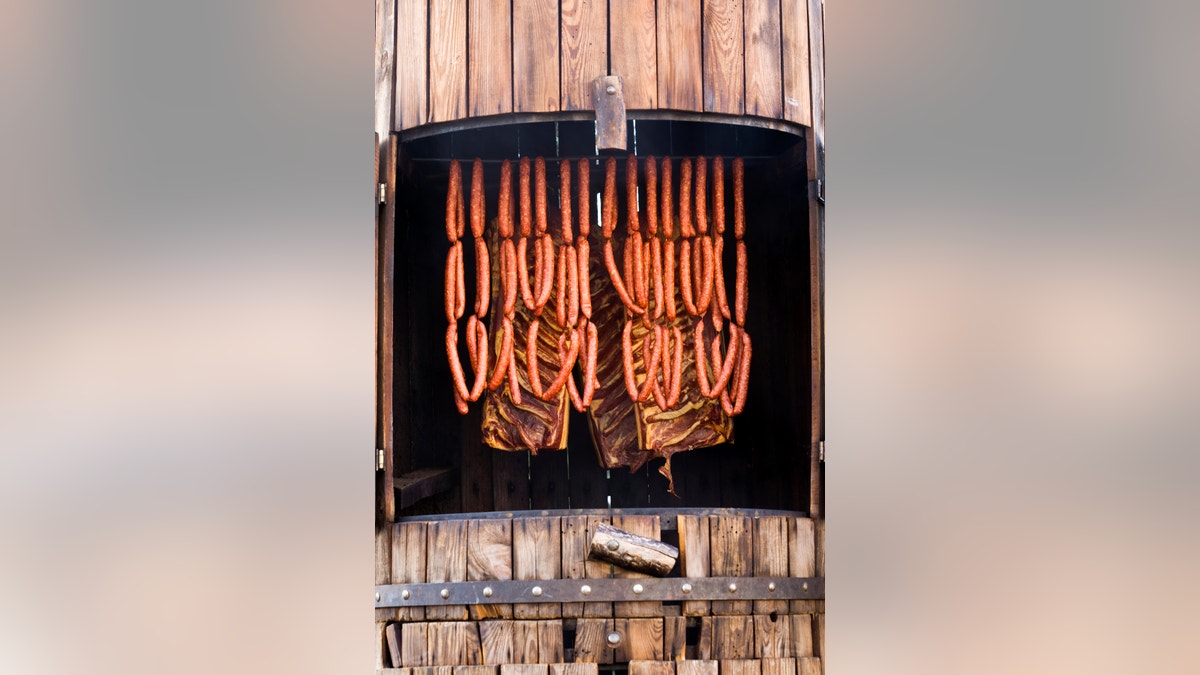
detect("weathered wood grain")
[789,614,813,657]
[514,516,562,618]
[429,0,467,123]
[479,620,515,665]
[797,657,822,675]
[393,522,427,621]
[378,524,397,621]
[677,514,711,616]
[760,658,798,675]
[375,0,396,136]
[815,519,825,577]
[514,0,559,112]
[501,666,548,675]
[629,661,675,675]
[754,516,790,615]
[710,516,753,615]
[588,522,678,576]
[468,519,515,620]
[401,622,430,666]
[608,0,657,109]
[468,0,513,116]
[572,617,614,664]
[427,520,470,620]
[754,614,791,658]
[612,515,662,617]
[550,664,598,675]
[696,617,714,660]
[656,0,703,111]
[815,613,824,657]
[788,517,815,614]
[562,515,612,618]
[720,661,761,675]
[454,667,499,675]
[429,622,483,666]
[513,620,542,664]
[614,618,665,662]
[560,0,607,110]
[537,620,565,663]
[780,0,812,125]
[744,0,782,117]
[713,616,754,659]
[676,662,718,675]
[702,0,745,114]
[386,622,402,669]
[663,616,687,660]
[395,0,427,129]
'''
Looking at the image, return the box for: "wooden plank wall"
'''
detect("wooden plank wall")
[388,0,819,130]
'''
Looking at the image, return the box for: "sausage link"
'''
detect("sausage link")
[498,159,513,238]
[644,156,658,236]
[444,244,458,323]
[582,321,598,406]
[559,159,573,242]
[562,328,585,411]
[666,325,683,409]
[456,172,466,240]
[679,240,698,316]
[694,320,712,398]
[730,330,752,414]
[535,157,548,236]
[650,236,664,320]
[487,316,513,391]
[651,371,669,410]
[577,237,592,319]
[694,156,708,235]
[631,231,647,308]
[679,158,694,238]
[526,319,545,399]
[468,317,488,401]
[660,157,674,239]
[604,239,643,314]
[733,157,744,240]
[566,245,579,327]
[446,160,461,243]
[735,239,747,327]
[708,324,740,396]
[470,158,486,239]
[518,237,535,310]
[712,156,725,236]
[446,323,470,402]
[625,154,639,234]
[694,236,713,314]
[636,325,664,403]
[519,157,532,237]
[474,237,491,318]
[534,234,555,312]
[577,158,591,239]
[622,234,636,304]
[663,239,677,321]
[452,386,469,415]
[713,235,731,323]
[640,238,652,316]
[506,332,523,405]
[621,320,640,400]
[555,243,568,327]
[602,157,617,238]
[502,239,518,317]
[542,327,580,398]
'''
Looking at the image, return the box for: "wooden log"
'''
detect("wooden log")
[513,620,541,664]
[427,520,470,620]
[720,661,761,675]
[467,0,513,117]
[562,515,612,618]
[656,0,702,111]
[611,515,665,617]
[797,657,822,675]
[514,517,563,618]
[677,515,710,616]
[760,659,797,675]
[428,0,467,123]
[401,622,430,666]
[393,522,427,621]
[588,522,678,576]
[613,618,664,662]
[469,518,515,619]
[744,0,783,118]
[754,614,791,659]
[754,516,790,615]
[676,662,717,675]
[663,616,686,660]
[386,622,403,668]
[780,0,812,125]
[710,516,753,615]
[572,617,614,664]
[702,0,745,114]
[537,620,565,663]
[513,0,559,112]
[479,620,515,665]
[788,518,815,614]
[789,614,813,657]
[629,661,675,675]
[608,0,656,109]
[550,665,598,675]
[429,622,483,666]
[712,616,753,660]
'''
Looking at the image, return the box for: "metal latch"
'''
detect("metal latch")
[592,75,627,151]
[378,183,387,204]
[376,448,386,471]
[811,179,824,204]
[819,440,825,462]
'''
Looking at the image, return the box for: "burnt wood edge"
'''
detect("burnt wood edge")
[395,467,459,511]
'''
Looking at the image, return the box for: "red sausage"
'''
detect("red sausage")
[694,156,708,235]
[604,239,643,314]
[499,159,513,238]
[735,239,747,327]
[680,240,698,316]
[577,237,592,319]
[602,157,617,238]
[487,317,513,391]
[621,320,640,400]
[712,156,725,236]
[636,325,664,403]
[577,158,591,239]
[713,235,731,322]
[625,154,639,234]
[644,156,658,237]
[446,159,461,243]
[471,158,486,239]
[679,158,694,238]
[519,157,532,237]
[526,319,545,399]
[694,321,712,398]
[559,159,573,242]
[660,157,674,239]
[518,236,535,310]
[447,323,471,401]
[474,237,491,318]
[535,157,548,236]
[733,157,744,240]
[502,239,518,317]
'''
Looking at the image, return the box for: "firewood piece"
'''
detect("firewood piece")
[696,617,714,660]
[456,668,500,675]
[588,522,678,576]
[501,666,547,675]
[386,623,402,669]
[428,621,483,666]
[401,622,430,666]
[721,662,761,675]
[572,617,615,664]
[629,661,674,675]
[677,662,717,675]
[754,614,791,659]
[613,617,664,662]
[550,665,597,675]
[797,657,822,675]
[513,621,540,664]
[760,660,797,675]
[712,616,754,659]
[479,621,515,665]
[537,620,565,663]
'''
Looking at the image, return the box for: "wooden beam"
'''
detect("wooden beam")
[396,467,459,511]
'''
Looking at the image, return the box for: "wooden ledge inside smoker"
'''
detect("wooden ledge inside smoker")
[395,467,458,511]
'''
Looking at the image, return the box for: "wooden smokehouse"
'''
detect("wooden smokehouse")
[374,1,825,672]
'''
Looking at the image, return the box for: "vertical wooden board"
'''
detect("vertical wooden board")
[663,616,686,661]
[514,517,563,618]
[429,0,468,123]
[753,516,790,615]
[656,0,703,111]
[797,657,821,675]
[753,614,791,659]
[468,0,513,117]
[551,665,598,675]
[696,618,714,660]
[429,622,484,666]
[395,0,428,129]
[480,621,516,665]
[677,662,717,675]
[462,428,496,513]
[608,0,656,109]
[378,525,398,621]
[512,621,541,664]
[573,617,614,664]
[702,0,745,114]
[562,515,613,618]
[560,0,607,110]
[393,522,428,621]
[612,515,662,617]
[529,450,571,509]
[469,519,515,620]
[387,623,403,669]
[501,666,549,675]
[513,0,559,112]
[788,518,815,614]
[712,616,753,660]
[414,668,456,675]
[709,516,753,615]
[493,450,532,511]
[629,662,675,675]
[427,520,470,620]
[677,514,711,616]
[744,0,782,118]
[614,618,664,662]
[720,661,760,675]
[815,519,824,577]
[375,0,396,135]
[402,622,430,666]
[788,615,813,657]
[780,0,811,126]
[537,620,565,663]
[815,614,824,658]
[760,659,797,675]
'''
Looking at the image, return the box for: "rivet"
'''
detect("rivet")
[606,539,620,551]
[483,587,493,598]
[440,588,450,599]
[401,589,410,600]
[606,84,617,95]
[802,582,809,592]
[607,632,622,646]
[581,585,592,595]
[375,592,381,602]
[681,583,693,594]
[532,586,543,597]
[728,583,738,593]
[768,582,777,592]
[633,583,644,594]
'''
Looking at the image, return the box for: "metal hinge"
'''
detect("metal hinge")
[819,440,825,462]
[376,448,386,471]
[378,183,387,204]
[811,179,824,204]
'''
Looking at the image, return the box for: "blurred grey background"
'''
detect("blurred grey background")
[0,0,1196,672]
